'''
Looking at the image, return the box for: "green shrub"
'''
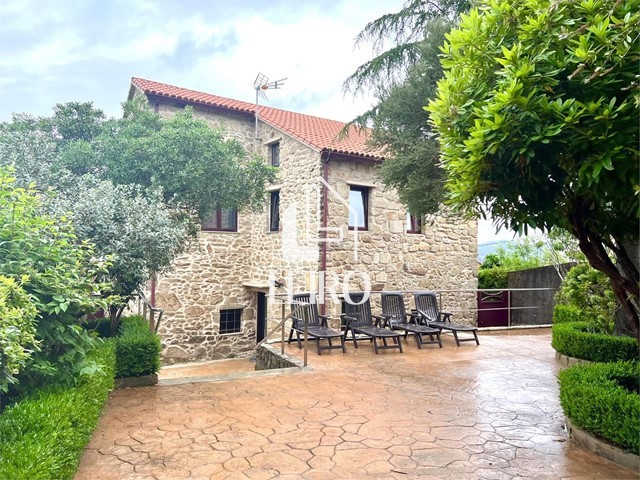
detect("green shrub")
[556,263,616,333]
[0,276,38,394]
[552,322,639,362]
[559,361,640,454]
[553,304,585,324]
[478,267,508,290]
[0,341,115,480]
[115,316,161,378]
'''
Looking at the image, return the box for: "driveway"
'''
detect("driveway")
[75,329,638,479]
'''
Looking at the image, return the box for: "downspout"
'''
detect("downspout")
[320,150,330,316]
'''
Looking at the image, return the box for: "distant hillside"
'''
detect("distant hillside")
[478,240,513,263]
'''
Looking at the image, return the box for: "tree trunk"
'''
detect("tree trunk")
[571,220,639,342]
[109,304,126,336]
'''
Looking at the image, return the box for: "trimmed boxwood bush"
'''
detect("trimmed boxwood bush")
[559,361,639,454]
[0,341,115,480]
[553,304,585,324]
[115,316,161,378]
[552,321,639,362]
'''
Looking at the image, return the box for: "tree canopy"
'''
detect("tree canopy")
[428,0,639,336]
[345,0,470,216]
[0,99,274,330]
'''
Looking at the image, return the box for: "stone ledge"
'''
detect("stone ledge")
[115,373,158,389]
[255,344,305,371]
[555,351,593,367]
[566,418,640,473]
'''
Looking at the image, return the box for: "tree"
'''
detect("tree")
[1,100,275,332]
[0,168,107,397]
[428,0,639,338]
[50,177,189,332]
[345,1,470,216]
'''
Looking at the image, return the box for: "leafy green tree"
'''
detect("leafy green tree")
[429,0,639,338]
[345,0,470,216]
[50,176,189,331]
[1,99,275,333]
[0,168,107,397]
[0,276,38,401]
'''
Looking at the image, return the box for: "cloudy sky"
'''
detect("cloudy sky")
[0,0,517,243]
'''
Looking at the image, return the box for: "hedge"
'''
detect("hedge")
[115,316,161,378]
[553,304,585,324]
[559,361,639,454]
[477,267,508,290]
[552,321,639,363]
[0,341,115,480]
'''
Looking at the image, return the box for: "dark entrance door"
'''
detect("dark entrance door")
[256,292,267,343]
[477,291,510,327]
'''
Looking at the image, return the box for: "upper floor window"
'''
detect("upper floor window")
[348,186,368,231]
[270,142,280,167]
[269,190,280,231]
[202,207,238,232]
[407,212,422,234]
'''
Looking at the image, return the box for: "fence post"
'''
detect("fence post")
[507,290,511,327]
[149,308,156,333]
[281,302,285,355]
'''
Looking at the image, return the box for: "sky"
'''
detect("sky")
[0,0,517,244]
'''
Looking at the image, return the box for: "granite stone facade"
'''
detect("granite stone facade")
[136,88,478,364]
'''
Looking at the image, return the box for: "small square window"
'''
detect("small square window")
[348,186,368,231]
[270,190,280,231]
[407,212,422,234]
[202,207,238,232]
[220,308,242,334]
[270,142,280,167]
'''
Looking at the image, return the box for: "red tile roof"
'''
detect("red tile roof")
[130,77,383,160]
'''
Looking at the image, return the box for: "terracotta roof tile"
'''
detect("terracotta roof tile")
[131,77,383,160]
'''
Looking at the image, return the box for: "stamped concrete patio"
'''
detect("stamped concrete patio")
[75,329,639,479]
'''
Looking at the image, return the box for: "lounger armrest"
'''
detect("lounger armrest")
[372,314,387,328]
[318,314,331,327]
[408,312,421,324]
[290,315,302,328]
[440,311,453,322]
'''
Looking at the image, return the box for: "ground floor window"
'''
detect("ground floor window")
[220,308,242,334]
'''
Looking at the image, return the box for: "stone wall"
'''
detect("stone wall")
[508,263,574,325]
[255,344,304,371]
[149,97,478,363]
[323,158,478,326]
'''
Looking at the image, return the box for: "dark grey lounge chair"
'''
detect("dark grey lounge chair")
[381,292,442,349]
[288,293,345,355]
[341,292,403,354]
[413,291,479,346]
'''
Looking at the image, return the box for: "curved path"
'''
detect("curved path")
[75,329,639,479]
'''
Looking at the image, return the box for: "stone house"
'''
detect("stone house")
[128,77,478,363]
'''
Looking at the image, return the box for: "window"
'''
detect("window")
[270,142,280,167]
[407,212,422,234]
[348,186,368,231]
[269,190,280,231]
[220,308,242,334]
[201,207,238,232]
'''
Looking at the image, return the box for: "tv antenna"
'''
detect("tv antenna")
[253,73,287,152]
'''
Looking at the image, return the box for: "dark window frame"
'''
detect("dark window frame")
[201,207,238,232]
[219,308,243,334]
[269,190,280,232]
[348,185,369,231]
[270,142,280,167]
[407,212,423,234]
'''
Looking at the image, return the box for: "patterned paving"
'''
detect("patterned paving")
[75,330,639,479]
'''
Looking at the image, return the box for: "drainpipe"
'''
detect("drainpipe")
[320,151,330,316]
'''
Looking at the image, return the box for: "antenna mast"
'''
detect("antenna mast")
[253,73,287,152]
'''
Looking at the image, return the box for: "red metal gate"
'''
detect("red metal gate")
[477,291,509,327]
